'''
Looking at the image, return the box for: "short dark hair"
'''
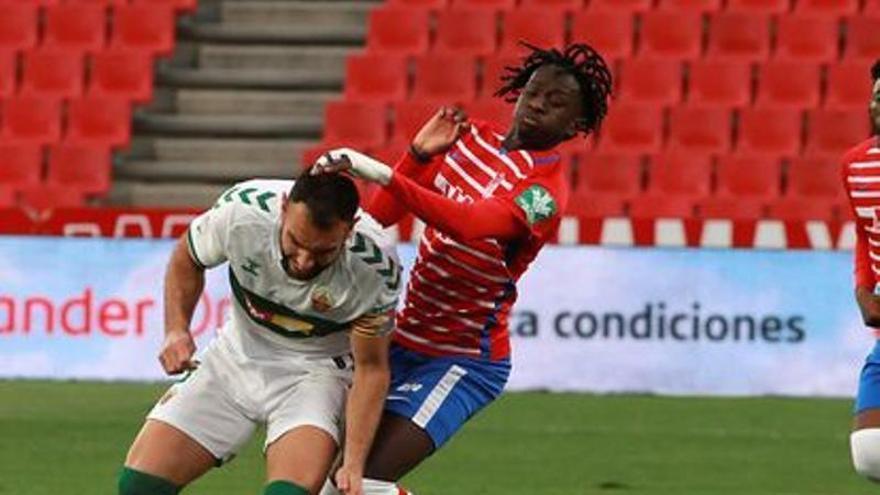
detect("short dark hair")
[288,173,359,229]
[872,59,880,81]
[495,42,613,136]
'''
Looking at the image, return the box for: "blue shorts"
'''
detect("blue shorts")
[383,344,511,449]
[856,340,880,413]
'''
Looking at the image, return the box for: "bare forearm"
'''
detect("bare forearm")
[164,240,205,336]
[344,366,390,470]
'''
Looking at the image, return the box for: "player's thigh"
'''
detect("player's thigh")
[265,425,338,493]
[125,419,216,486]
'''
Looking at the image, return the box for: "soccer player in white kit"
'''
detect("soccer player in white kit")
[118,173,402,495]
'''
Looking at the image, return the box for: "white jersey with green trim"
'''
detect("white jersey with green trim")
[186,179,401,359]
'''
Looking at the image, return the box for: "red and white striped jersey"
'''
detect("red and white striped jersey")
[390,120,570,360]
[842,136,880,292]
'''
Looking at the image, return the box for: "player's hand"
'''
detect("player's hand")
[312,148,393,186]
[411,106,470,158]
[158,330,199,375]
[334,464,363,495]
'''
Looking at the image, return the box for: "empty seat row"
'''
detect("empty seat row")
[0,142,111,198]
[0,96,131,147]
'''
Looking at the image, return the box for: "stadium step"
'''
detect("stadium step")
[197,44,352,71]
[108,181,229,208]
[133,113,323,138]
[219,1,375,26]
[116,160,297,182]
[179,22,366,45]
[173,89,335,117]
[155,67,342,90]
[145,137,310,164]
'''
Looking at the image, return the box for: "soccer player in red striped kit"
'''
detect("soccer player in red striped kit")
[844,60,880,483]
[315,43,612,495]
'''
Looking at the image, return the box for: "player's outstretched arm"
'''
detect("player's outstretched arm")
[336,317,393,495]
[160,236,206,375]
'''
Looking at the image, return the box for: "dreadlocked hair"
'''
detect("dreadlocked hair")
[494,41,613,136]
[872,59,880,81]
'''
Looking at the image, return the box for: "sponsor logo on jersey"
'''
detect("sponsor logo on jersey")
[515,185,557,225]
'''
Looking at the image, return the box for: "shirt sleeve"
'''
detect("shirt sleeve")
[496,171,566,242]
[842,149,875,291]
[367,151,442,227]
[186,195,236,269]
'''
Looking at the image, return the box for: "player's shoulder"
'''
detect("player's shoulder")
[211,178,289,224]
[346,212,401,295]
[843,137,880,166]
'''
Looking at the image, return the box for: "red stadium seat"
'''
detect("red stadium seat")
[787,154,845,199]
[647,150,713,198]
[519,0,584,11]
[0,142,42,187]
[66,96,132,148]
[587,0,652,12]
[630,194,696,218]
[726,0,789,13]
[321,100,388,149]
[805,109,870,158]
[667,105,732,154]
[89,49,154,103]
[687,60,752,108]
[737,108,803,156]
[574,152,643,196]
[794,0,858,16]
[566,191,628,217]
[696,196,764,220]
[453,0,516,11]
[20,49,85,100]
[774,15,839,63]
[617,58,683,106]
[481,56,519,97]
[434,8,497,57]
[390,100,437,148]
[0,186,13,207]
[707,12,771,62]
[866,0,880,18]
[755,61,821,109]
[596,104,664,155]
[343,53,408,103]
[825,61,872,110]
[0,50,16,98]
[366,7,430,56]
[18,184,86,210]
[716,153,781,199]
[464,98,513,130]
[766,197,836,221]
[0,4,37,51]
[46,144,111,196]
[844,17,880,61]
[111,4,176,57]
[412,54,477,104]
[499,8,565,57]
[1,97,62,145]
[570,10,634,61]
[639,10,703,60]
[657,0,722,11]
[44,4,107,53]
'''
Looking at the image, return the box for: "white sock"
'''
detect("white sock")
[362,478,414,495]
[319,479,342,495]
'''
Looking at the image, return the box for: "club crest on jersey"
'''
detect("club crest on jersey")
[311,287,335,313]
[515,185,557,225]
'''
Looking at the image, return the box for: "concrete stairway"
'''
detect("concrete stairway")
[110,0,378,207]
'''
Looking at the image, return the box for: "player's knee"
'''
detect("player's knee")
[851,429,880,482]
[263,480,310,495]
[118,466,180,495]
[362,478,415,495]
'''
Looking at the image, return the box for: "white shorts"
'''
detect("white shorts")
[147,335,353,464]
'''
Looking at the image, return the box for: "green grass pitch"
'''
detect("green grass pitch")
[0,380,869,495]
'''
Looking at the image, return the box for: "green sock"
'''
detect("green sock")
[264,480,310,495]
[118,467,179,495]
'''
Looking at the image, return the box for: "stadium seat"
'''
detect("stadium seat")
[726,0,789,13]
[629,194,696,218]
[519,0,584,12]
[774,15,839,63]
[825,62,872,110]
[656,0,722,11]
[0,142,42,188]
[390,100,437,148]
[343,53,408,103]
[1,97,62,145]
[707,12,771,62]
[89,49,154,103]
[755,61,821,109]
[366,7,430,56]
[46,144,111,196]
[481,56,519,96]
[787,154,845,199]
[639,10,703,60]
[66,96,132,148]
[464,98,513,130]
[696,196,764,220]
[766,197,836,221]
[737,107,803,156]
[20,49,85,100]
[574,152,643,196]
[17,184,86,210]
[566,191,628,217]
[687,60,752,108]
[716,153,782,200]
[320,100,388,149]
[111,4,176,57]
[865,0,880,18]
[44,3,107,53]
[0,186,13,207]
[453,0,517,10]
[412,54,477,104]
[844,17,880,62]
[805,109,869,158]
[569,10,634,62]
[647,150,713,198]
[794,0,859,16]
[617,58,683,106]
[499,8,566,57]
[434,7,497,57]
[587,0,653,13]
[0,4,37,51]
[667,105,732,154]
[596,104,664,155]
[0,50,15,98]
